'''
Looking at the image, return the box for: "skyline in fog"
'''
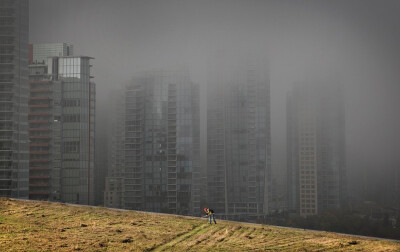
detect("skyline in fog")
[30,0,400,200]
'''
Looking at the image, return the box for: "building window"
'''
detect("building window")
[64,141,80,153]
[63,114,80,122]
[63,99,80,107]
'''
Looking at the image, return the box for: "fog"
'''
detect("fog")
[30,0,400,204]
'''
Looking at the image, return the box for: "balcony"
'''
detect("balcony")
[168,178,177,184]
[29,191,49,195]
[28,120,49,124]
[29,159,49,163]
[29,183,49,187]
[29,176,49,180]
[0,61,13,66]
[29,143,49,147]
[29,80,50,85]
[0,88,12,94]
[167,185,177,190]
[28,112,49,116]
[29,166,49,171]
[29,136,50,140]
[29,104,50,109]
[29,128,50,132]
[29,151,49,155]
[29,97,51,101]
[30,89,51,93]
[167,121,176,127]
[168,161,176,166]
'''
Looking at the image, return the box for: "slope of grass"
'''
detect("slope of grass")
[0,198,399,251]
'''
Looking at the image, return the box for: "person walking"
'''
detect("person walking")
[204,208,217,224]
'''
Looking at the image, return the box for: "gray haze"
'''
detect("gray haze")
[30,0,400,202]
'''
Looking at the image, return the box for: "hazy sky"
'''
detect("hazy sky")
[30,0,400,198]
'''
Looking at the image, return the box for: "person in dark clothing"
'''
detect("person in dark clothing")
[204,208,217,224]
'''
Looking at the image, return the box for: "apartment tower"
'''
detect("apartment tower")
[103,89,125,209]
[113,70,200,215]
[207,63,271,220]
[28,43,72,201]
[28,43,95,204]
[0,0,29,198]
[287,82,346,216]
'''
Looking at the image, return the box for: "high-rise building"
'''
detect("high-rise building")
[270,148,287,212]
[51,56,95,205]
[28,43,73,201]
[29,43,73,64]
[103,88,125,209]
[28,62,60,201]
[93,101,110,206]
[207,64,271,220]
[0,0,29,198]
[105,71,200,215]
[28,46,95,204]
[286,82,346,216]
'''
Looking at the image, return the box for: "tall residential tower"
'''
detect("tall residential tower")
[105,71,200,215]
[0,0,29,198]
[103,88,125,209]
[28,44,95,204]
[207,64,271,220]
[28,43,72,201]
[287,82,346,216]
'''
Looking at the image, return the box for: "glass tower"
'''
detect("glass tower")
[28,43,73,201]
[47,56,95,205]
[29,43,73,64]
[0,0,29,198]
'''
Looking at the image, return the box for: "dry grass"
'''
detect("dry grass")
[0,198,399,251]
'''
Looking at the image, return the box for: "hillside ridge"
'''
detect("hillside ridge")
[1,198,399,251]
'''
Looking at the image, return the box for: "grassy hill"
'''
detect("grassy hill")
[0,198,399,251]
